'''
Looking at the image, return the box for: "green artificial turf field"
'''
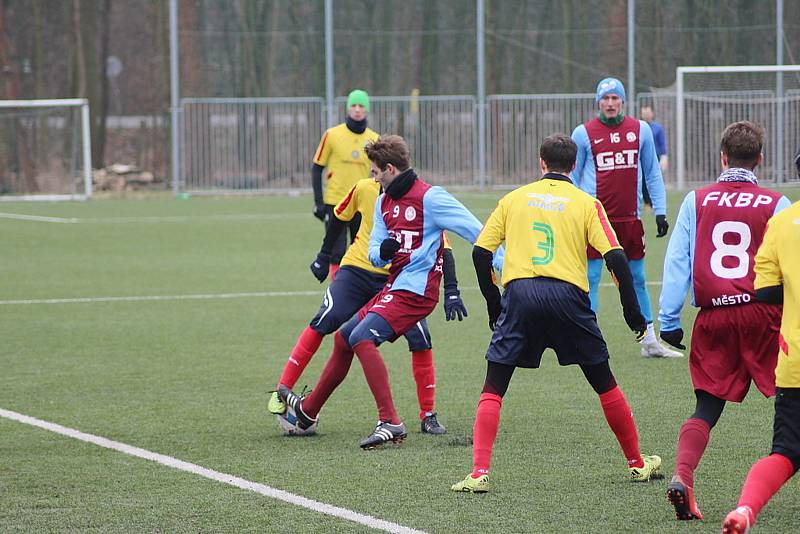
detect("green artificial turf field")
[1,189,798,533]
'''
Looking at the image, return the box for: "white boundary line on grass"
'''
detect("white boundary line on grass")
[0,282,662,306]
[0,212,78,223]
[0,212,307,224]
[0,407,426,534]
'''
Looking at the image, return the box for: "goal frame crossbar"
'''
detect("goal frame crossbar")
[676,65,800,188]
[0,98,92,201]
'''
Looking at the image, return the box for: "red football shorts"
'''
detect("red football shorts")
[588,219,645,260]
[689,302,781,402]
[358,286,437,340]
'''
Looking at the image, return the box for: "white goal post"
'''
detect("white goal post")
[676,65,800,189]
[0,98,92,201]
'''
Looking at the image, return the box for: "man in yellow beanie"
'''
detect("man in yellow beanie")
[310,89,380,279]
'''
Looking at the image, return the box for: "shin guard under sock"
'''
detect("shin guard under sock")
[412,349,435,419]
[599,386,643,468]
[278,326,324,388]
[737,453,795,521]
[472,392,503,477]
[674,418,710,487]
[353,340,399,424]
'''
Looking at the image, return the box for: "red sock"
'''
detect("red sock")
[411,350,435,420]
[674,417,710,487]
[737,453,795,521]
[472,392,503,477]
[329,263,340,280]
[353,340,399,424]
[278,326,324,388]
[599,386,643,468]
[302,331,354,419]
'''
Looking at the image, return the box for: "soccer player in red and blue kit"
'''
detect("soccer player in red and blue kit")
[278,135,487,448]
[572,77,681,358]
[657,122,791,521]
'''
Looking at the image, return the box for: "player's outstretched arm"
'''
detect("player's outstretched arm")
[604,248,646,340]
[472,245,501,330]
[442,248,468,321]
[425,187,484,244]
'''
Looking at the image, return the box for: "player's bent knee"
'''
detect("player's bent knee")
[348,313,395,347]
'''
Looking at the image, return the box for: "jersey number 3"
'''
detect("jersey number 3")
[710,221,751,280]
[532,222,554,266]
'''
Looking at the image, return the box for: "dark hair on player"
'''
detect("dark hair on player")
[720,121,764,170]
[365,135,411,171]
[539,133,578,174]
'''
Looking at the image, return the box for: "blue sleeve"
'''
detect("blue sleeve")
[368,193,391,267]
[570,125,591,192]
[639,120,667,216]
[658,192,695,331]
[492,245,505,273]
[425,187,484,243]
[775,195,792,215]
[654,123,667,156]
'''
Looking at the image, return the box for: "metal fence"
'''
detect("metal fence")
[334,95,477,186]
[180,97,324,193]
[638,91,800,187]
[178,92,800,193]
[487,94,596,186]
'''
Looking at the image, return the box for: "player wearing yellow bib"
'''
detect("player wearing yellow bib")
[722,198,800,534]
[268,177,468,435]
[452,134,661,494]
[311,90,380,278]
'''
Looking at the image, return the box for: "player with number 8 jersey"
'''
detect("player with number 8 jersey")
[657,121,791,522]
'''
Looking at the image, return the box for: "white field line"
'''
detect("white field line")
[0,407,426,534]
[0,212,78,223]
[0,282,662,306]
[0,212,308,224]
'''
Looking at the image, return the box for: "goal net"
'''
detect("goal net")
[675,65,800,188]
[0,99,92,201]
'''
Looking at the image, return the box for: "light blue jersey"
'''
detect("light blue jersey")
[369,180,484,297]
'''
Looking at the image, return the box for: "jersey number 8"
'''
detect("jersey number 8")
[710,220,751,280]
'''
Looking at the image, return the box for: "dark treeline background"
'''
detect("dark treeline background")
[1,0,798,173]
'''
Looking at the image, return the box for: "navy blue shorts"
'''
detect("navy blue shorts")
[485,277,609,368]
[309,266,385,335]
[772,388,800,472]
[341,312,432,352]
[309,266,432,351]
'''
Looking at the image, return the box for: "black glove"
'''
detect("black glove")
[309,252,331,283]
[660,328,686,350]
[486,293,502,331]
[656,214,669,238]
[313,203,326,222]
[444,289,468,321]
[623,306,647,341]
[379,238,401,261]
